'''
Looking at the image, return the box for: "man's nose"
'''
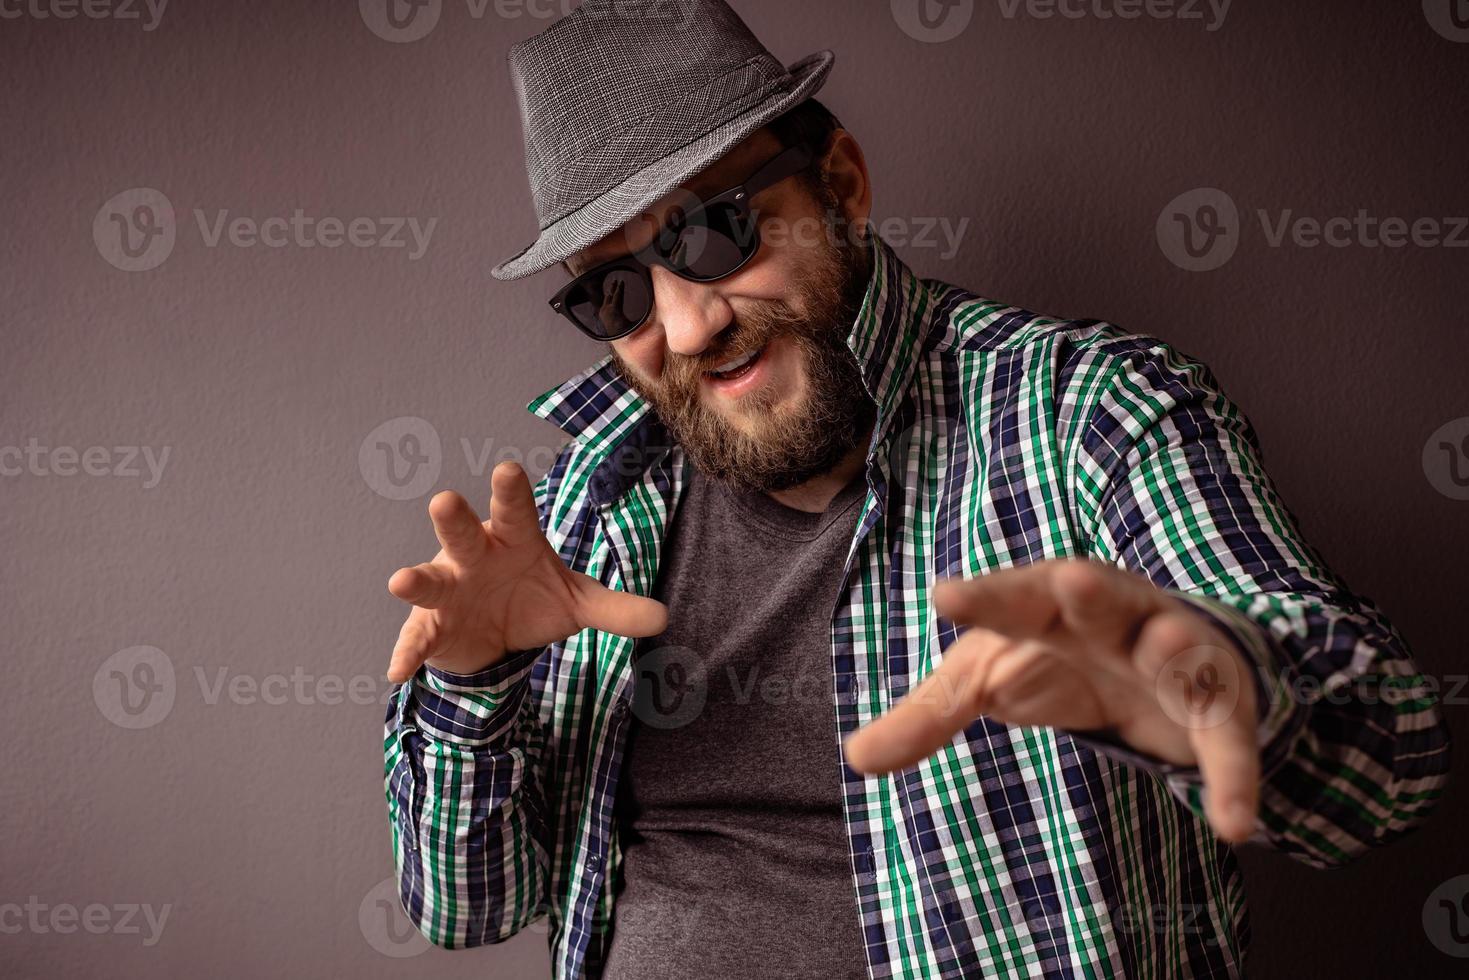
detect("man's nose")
[649,264,733,357]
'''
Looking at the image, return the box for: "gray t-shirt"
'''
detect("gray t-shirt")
[599,461,871,980]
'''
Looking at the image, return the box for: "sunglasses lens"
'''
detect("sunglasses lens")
[564,267,652,339]
[662,202,755,279]
[557,202,757,339]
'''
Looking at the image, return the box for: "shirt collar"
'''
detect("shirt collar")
[525,231,932,501]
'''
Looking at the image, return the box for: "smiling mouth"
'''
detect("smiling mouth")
[705,344,767,382]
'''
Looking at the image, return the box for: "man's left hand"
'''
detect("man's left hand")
[841,558,1261,843]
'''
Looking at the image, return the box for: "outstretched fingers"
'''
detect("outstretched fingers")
[1052,559,1158,651]
[572,572,670,639]
[1135,609,1261,844]
[842,629,1011,774]
[387,611,438,684]
[933,562,1061,637]
[388,562,453,609]
[1190,709,1261,844]
[429,490,489,565]
[488,461,543,548]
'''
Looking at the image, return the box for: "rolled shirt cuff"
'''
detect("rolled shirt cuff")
[405,646,547,746]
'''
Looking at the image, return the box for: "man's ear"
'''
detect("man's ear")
[822,128,873,241]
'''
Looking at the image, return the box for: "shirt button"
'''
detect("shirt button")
[587,854,603,872]
[613,699,629,719]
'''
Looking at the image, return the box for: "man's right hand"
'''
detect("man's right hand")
[385,460,669,684]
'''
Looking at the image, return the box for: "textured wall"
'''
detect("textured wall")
[2,1,1466,977]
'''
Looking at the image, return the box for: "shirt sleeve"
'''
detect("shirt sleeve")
[381,458,571,946]
[1067,336,1452,869]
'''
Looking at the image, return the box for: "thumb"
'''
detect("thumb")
[571,572,669,638]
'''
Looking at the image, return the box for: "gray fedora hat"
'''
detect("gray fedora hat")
[489,0,834,281]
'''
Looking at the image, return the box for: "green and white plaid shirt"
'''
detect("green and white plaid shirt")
[384,232,1450,978]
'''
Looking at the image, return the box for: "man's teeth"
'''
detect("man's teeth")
[711,346,762,375]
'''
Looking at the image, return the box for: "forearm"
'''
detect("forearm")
[1075,337,1451,863]
[1166,586,1448,866]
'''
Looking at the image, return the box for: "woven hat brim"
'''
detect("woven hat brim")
[490,49,834,282]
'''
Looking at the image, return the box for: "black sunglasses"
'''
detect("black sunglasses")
[549,140,817,341]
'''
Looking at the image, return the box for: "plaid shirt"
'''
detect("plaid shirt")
[384,232,1450,978]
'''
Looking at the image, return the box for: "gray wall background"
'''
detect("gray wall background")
[2,1,1466,977]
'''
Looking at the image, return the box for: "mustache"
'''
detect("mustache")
[663,303,806,384]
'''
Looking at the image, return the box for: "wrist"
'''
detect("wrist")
[1166,590,1308,780]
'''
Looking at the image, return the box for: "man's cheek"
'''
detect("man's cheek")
[618,344,659,382]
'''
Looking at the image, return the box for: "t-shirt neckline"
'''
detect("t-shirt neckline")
[702,464,869,542]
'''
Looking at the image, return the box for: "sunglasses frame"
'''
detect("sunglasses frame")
[549,138,818,341]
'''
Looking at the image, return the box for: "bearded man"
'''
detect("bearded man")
[380,2,1451,977]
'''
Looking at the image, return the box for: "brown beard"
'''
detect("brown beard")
[611,206,876,495]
